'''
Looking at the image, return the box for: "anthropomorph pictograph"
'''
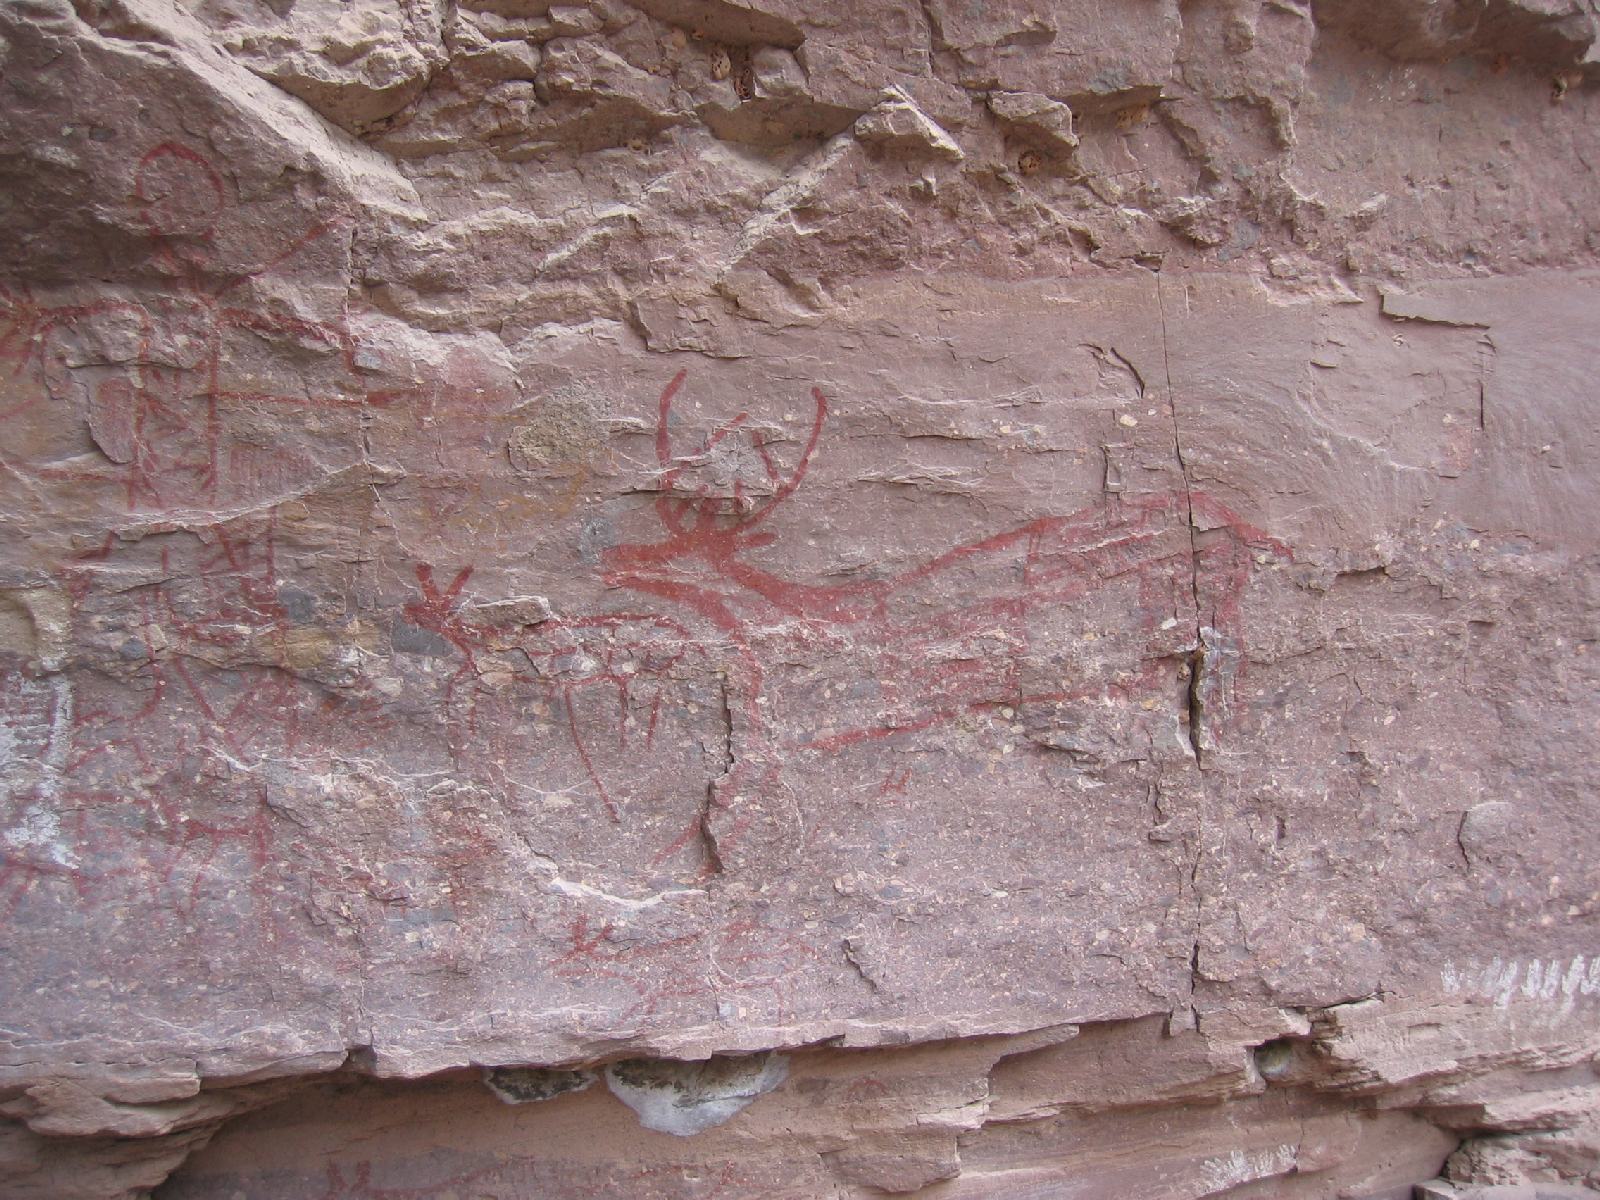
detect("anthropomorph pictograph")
[0,141,379,921]
[1,141,367,513]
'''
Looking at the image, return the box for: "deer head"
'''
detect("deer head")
[608,370,829,575]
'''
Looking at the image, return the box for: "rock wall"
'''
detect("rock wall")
[2,1,1599,1196]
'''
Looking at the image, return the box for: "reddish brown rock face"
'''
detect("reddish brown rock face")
[3,1,1600,1196]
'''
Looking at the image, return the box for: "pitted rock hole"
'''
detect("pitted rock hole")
[603,1053,789,1136]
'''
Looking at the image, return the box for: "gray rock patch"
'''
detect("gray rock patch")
[604,1053,788,1136]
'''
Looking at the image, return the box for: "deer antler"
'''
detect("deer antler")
[653,370,694,536]
[413,563,473,612]
[650,370,830,536]
[733,386,828,532]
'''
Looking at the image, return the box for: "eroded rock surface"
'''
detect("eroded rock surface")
[1,0,1598,1196]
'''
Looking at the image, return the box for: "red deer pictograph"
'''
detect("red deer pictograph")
[414,370,1291,859]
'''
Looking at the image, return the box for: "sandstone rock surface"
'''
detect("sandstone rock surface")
[2,0,1600,1196]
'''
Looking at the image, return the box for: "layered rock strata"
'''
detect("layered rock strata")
[2,0,1599,1195]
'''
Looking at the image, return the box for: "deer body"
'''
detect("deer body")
[600,372,1283,761]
